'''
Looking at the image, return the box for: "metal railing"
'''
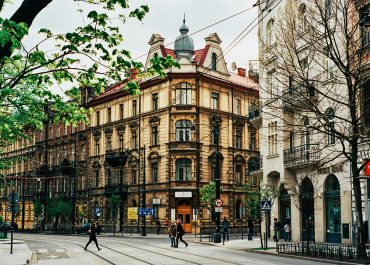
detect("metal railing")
[283,144,320,167]
[277,241,370,264]
[248,156,262,174]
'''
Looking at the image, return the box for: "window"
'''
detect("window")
[94,169,100,187]
[299,4,307,32]
[152,93,159,111]
[211,52,217,70]
[211,162,217,181]
[176,158,192,181]
[131,166,137,184]
[211,92,219,110]
[96,111,100,126]
[106,169,112,185]
[176,82,192,105]
[56,125,60,137]
[326,108,335,144]
[300,57,308,71]
[152,162,158,183]
[249,128,256,150]
[50,126,53,139]
[132,130,137,149]
[235,128,242,149]
[235,99,241,115]
[268,121,277,156]
[80,144,86,160]
[119,104,124,119]
[106,136,112,151]
[324,47,334,79]
[364,85,370,126]
[325,0,332,17]
[95,138,100,155]
[211,125,219,145]
[303,117,310,148]
[107,107,112,123]
[289,131,294,151]
[235,165,242,184]
[64,125,68,136]
[133,100,137,116]
[119,134,124,149]
[176,120,192,141]
[152,126,159,145]
[266,19,275,47]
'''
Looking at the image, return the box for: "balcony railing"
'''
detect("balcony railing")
[248,156,262,175]
[283,144,320,168]
[105,148,130,167]
[282,81,318,110]
[168,141,198,151]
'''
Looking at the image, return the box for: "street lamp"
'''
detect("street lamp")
[191,116,222,243]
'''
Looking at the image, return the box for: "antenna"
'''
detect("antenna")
[231,62,237,71]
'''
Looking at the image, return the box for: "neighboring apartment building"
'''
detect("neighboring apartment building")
[256,0,369,245]
[0,20,259,232]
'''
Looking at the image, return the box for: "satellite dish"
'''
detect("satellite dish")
[231,62,237,71]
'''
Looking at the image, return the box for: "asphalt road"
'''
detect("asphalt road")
[17,233,332,265]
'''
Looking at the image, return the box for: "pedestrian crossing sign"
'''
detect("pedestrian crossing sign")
[261,200,272,211]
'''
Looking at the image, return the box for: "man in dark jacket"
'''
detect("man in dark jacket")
[156,219,161,235]
[84,221,102,251]
[175,219,188,248]
[222,217,230,241]
[247,217,254,240]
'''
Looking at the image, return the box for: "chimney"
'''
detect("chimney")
[129,68,139,80]
[237,67,246,77]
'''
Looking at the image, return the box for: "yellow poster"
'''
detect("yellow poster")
[127,207,138,220]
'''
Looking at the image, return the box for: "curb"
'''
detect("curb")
[245,249,360,265]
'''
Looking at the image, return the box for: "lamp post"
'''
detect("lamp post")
[141,145,146,236]
[191,117,222,243]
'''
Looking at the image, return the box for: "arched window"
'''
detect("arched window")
[176,158,192,181]
[325,175,341,243]
[326,108,335,144]
[176,82,192,105]
[266,19,275,47]
[176,120,192,141]
[211,52,217,70]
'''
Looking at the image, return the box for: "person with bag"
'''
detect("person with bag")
[156,219,161,235]
[84,221,102,251]
[175,219,188,248]
[169,221,177,247]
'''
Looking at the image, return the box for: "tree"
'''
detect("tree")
[108,194,121,236]
[199,181,224,220]
[33,199,42,223]
[46,198,73,231]
[242,180,276,248]
[0,1,179,173]
[259,0,370,256]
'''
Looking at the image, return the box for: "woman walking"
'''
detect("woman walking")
[84,221,102,251]
[175,219,188,248]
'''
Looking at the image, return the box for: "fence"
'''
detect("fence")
[277,241,370,264]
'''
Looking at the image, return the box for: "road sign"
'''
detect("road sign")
[145,208,154,215]
[261,200,272,211]
[128,207,138,220]
[215,199,222,207]
[215,207,223,213]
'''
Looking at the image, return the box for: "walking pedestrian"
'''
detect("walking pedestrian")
[84,221,102,251]
[221,216,230,241]
[284,222,290,241]
[156,219,161,235]
[247,217,254,240]
[175,219,188,248]
[273,218,282,242]
[169,221,177,247]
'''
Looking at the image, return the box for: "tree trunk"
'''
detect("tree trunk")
[0,0,53,61]
[353,176,367,259]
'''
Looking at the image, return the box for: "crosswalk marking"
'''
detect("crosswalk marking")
[55,249,65,253]
[38,249,47,253]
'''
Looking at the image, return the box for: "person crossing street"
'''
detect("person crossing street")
[84,221,102,251]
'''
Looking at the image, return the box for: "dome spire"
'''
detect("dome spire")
[183,13,186,25]
[174,16,194,61]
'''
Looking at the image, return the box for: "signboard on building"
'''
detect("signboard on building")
[175,191,192,198]
[171,208,176,221]
[128,207,138,220]
[152,198,161,204]
[215,207,223,213]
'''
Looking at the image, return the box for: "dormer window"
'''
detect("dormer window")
[211,52,217,70]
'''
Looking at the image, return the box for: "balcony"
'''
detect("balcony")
[283,144,320,169]
[104,183,127,198]
[248,106,262,128]
[168,141,198,152]
[358,141,370,160]
[248,155,263,176]
[282,81,318,111]
[105,148,130,167]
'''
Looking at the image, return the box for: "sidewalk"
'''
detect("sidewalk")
[0,239,33,265]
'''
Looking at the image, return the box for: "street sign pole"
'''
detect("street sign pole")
[10,191,15,254]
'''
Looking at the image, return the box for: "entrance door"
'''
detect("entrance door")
[177,205,192,233]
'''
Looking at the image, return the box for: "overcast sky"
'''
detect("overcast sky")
[2,0,258,71]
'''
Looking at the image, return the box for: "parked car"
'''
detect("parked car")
[0,221,18,231]
[77,222,102,235]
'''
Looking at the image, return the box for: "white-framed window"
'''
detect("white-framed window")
[235,98,241,115]
[266,19,275,47]
[152,93,159,111]
[176,158,192,181]
[119,103,124,119]
[95,138,100,155]
[176,120,192,141]
[152,162,158,183]
[211,92,219,110]
[56,125,60,137]
[152,126,159,145]
[326,108,335,144]
[268,121,278,156]
[211,52,217,70]
[176,82,192,105]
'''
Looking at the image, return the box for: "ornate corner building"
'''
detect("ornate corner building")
[0,20,259,233]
